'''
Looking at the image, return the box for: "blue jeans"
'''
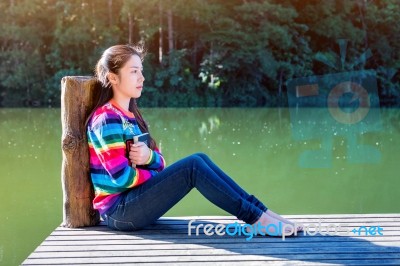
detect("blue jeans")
[102,153,268,231]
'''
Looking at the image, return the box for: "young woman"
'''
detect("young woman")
[86,44,302,235]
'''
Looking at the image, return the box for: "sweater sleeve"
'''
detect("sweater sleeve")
[144,147,166,171]
[88,112,154,196]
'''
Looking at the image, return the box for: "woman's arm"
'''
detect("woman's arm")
[88,112,154,193]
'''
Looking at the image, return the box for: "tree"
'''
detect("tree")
[0,0,398,107]
[0,0,56,106]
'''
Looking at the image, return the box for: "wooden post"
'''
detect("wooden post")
[61,76,100,227]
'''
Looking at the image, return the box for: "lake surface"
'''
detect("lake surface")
[1,107,399,265]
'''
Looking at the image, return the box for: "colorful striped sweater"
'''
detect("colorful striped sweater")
[87,100,165,214]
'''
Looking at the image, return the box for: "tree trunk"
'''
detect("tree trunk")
[61,76,100,228]
[158,1,163,63]
[108,0,113,27]
[357,0,368,52]
[278,70,283,99]
[192,16,199,68]
[167,8,174,53]
[128,12,132,44]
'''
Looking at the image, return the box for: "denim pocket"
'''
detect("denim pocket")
[106,215,137,231]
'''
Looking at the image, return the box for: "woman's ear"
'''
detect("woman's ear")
[107,73,118,85]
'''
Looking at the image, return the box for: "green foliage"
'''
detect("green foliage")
[0,0,398,107]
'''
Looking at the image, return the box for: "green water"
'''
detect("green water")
[1,107,399,265]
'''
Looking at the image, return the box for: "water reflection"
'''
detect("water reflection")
[1,107,399,265]
[287,108,382,168]
[199,116,220,136]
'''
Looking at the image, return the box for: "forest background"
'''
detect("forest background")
[0,0,399,107]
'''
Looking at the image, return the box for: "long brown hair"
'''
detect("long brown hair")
[86,44,157,150]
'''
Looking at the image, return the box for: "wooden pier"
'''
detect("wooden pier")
[23,213,400,265]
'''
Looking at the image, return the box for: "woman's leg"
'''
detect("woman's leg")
[104,154,264,231]
[194,153,301,231]
[194,153,268,212]
[195,153,302,231]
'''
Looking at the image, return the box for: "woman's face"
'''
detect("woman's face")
[111,54,145,99]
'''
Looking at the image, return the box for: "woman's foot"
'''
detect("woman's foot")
[266,209,303,232]
[249,211,302,237]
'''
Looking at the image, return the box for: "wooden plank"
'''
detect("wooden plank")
[48,226,400,236]
[21,252,400,264]
[39,238,400,248]
[46,230,399,239]
[54,216,400,227]
[42,236,400,244]
[22,260,400,266]
[158,214,400,218]
[35,241,400,252]
[53,214,400,225]
[23,214,400,265]
[28,245,400,258]
[52,221,400,230]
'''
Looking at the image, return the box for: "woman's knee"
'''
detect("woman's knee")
[187,153,204,163]
[192,152,209,161]
[185,153,208,169]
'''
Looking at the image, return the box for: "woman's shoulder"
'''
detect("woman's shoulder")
[89,103,122,129]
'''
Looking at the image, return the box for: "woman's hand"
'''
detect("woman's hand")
[129,142,151,167]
